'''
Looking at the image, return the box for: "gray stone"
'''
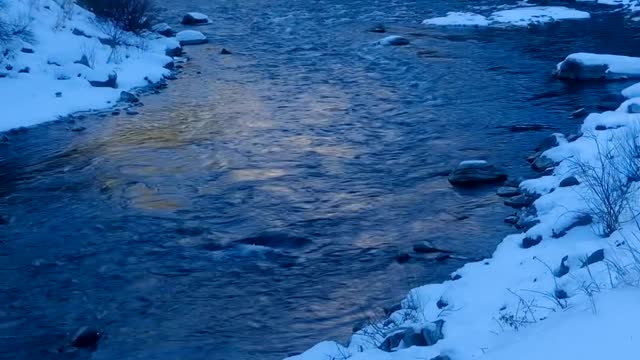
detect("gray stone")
[582,249,605,267]
[413,240,452,254]
[402,327,428,347]
[421,320,445,346]
[555,58,609,80]
[559,176,579,187]
[221,48,232,55]
[448,161,507,187]
[535,134,560,152]
[119,91,139,103]
[504,195,535,209]
[532,155,556,172]
[71,326,101,348]
[497,186,521,197]
[379,329,407,351]
[74,55,91,68]
[522,235,542,249]
[152,23,175,37]
[126,110,139,116]
[89,73,117,88]
[165,45,183,57]
[628,103,640,114]
[504,215,518,224]
[555,255,570,278]
[370,24,386,33]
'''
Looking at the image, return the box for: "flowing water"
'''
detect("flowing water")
[2,0,640,359]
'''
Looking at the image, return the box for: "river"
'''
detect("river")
[1,0,639,359]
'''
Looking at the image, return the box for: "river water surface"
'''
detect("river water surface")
[2,0,640,359]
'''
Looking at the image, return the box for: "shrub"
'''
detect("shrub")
[78,0,155,33]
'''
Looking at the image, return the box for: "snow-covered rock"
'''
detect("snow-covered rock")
[181,12,210,25]
[448,160,507,186]
[176,30,208,46]
[422,12,490,26]
[423,6,590,27]
[151,23,175,37]
[555,53,640,80]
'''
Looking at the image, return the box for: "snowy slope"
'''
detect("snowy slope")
[0,0,178,132]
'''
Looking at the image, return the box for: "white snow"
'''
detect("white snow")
[422,12,490,27]
[424,6,590,28]
[622,82,640,98]
[557,53,640,79]
[0,0,177,132]
[176,30,207,44]
[290,58,640,360]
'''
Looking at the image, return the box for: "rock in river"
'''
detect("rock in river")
[448,160,507,187]
[71,326,101,348]
[176,30,208,46]
[181,12,210,25]
[413,240,453,254]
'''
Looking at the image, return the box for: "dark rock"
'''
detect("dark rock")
[431,356,451,360]
[413,240,453,254]
[72,28,91,38]
[70,126,86,132]
[403,327,428,347]
[504,215,518,225]
[582,249,605,267]
[628,103,640,114]
[55,92,62,98]
[18,67,30,73]
[559,176,579,187]
[152,23,175,37]
[352,319,367,333]
[554,289,568,300]
[369,24,387,33]
[570,108,588,118]
[165,45,183,57]
[552,214,592,238]
[527,151,541,164]
[555,255,570,277]
[541,167,555,176]
[435,254,451,261]
[74,54,91,68]
[522,235,542,249]
[436,298,448,309]
[126,110,139,116]
[497,186,521,197]
[451,274,462,281]
[20,47,34,54]
[0,215,8,225]
[5,64,12,71]
[236,233,312,249]
[119,91,139,103]
[535,134,560,152]
[532,155,556,172]
[71,326,101,348]
[555,57,609,80]
[595,124,607,131]
[504,177,525,187]
[395,253,411,264]
[182,12,209,25]
[379,329,406,351]
[112,111,120,116]
[422,320,445,346]
[504,195,535,209]
[383,303,402,316]
[89,73,117,88]
[98,37,118,47]
[220,48,232,55]
[448,161,507,187]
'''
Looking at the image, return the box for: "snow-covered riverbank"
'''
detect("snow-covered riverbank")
[0,0,184,132]
[291,6,640,360]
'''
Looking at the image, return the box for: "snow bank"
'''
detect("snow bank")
[423,6,590,27]
[422,12,490,27]
[290,61,640,360]
[556,53,640,80]
[0,0,177,132]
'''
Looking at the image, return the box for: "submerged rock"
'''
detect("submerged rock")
[220,48,232,55]
[504,194,535,209]
[555,57,609,80]
[497,186,521,197]
[413,240,453,254]
[71,326,101,348]
[369,24,386,33]
[448,160,507,187]
[236,233,312,249]
[379,35,410,46]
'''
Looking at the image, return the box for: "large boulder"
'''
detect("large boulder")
[555,57,609,80]
[504,194,535,209]
[448,160,507,187]
[88,72,117,88]
[379,35,410,46]
[152,23,175,37]
[181,12,210,25]
[176,30,208,46]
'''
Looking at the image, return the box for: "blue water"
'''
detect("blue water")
[1,0,640,359]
